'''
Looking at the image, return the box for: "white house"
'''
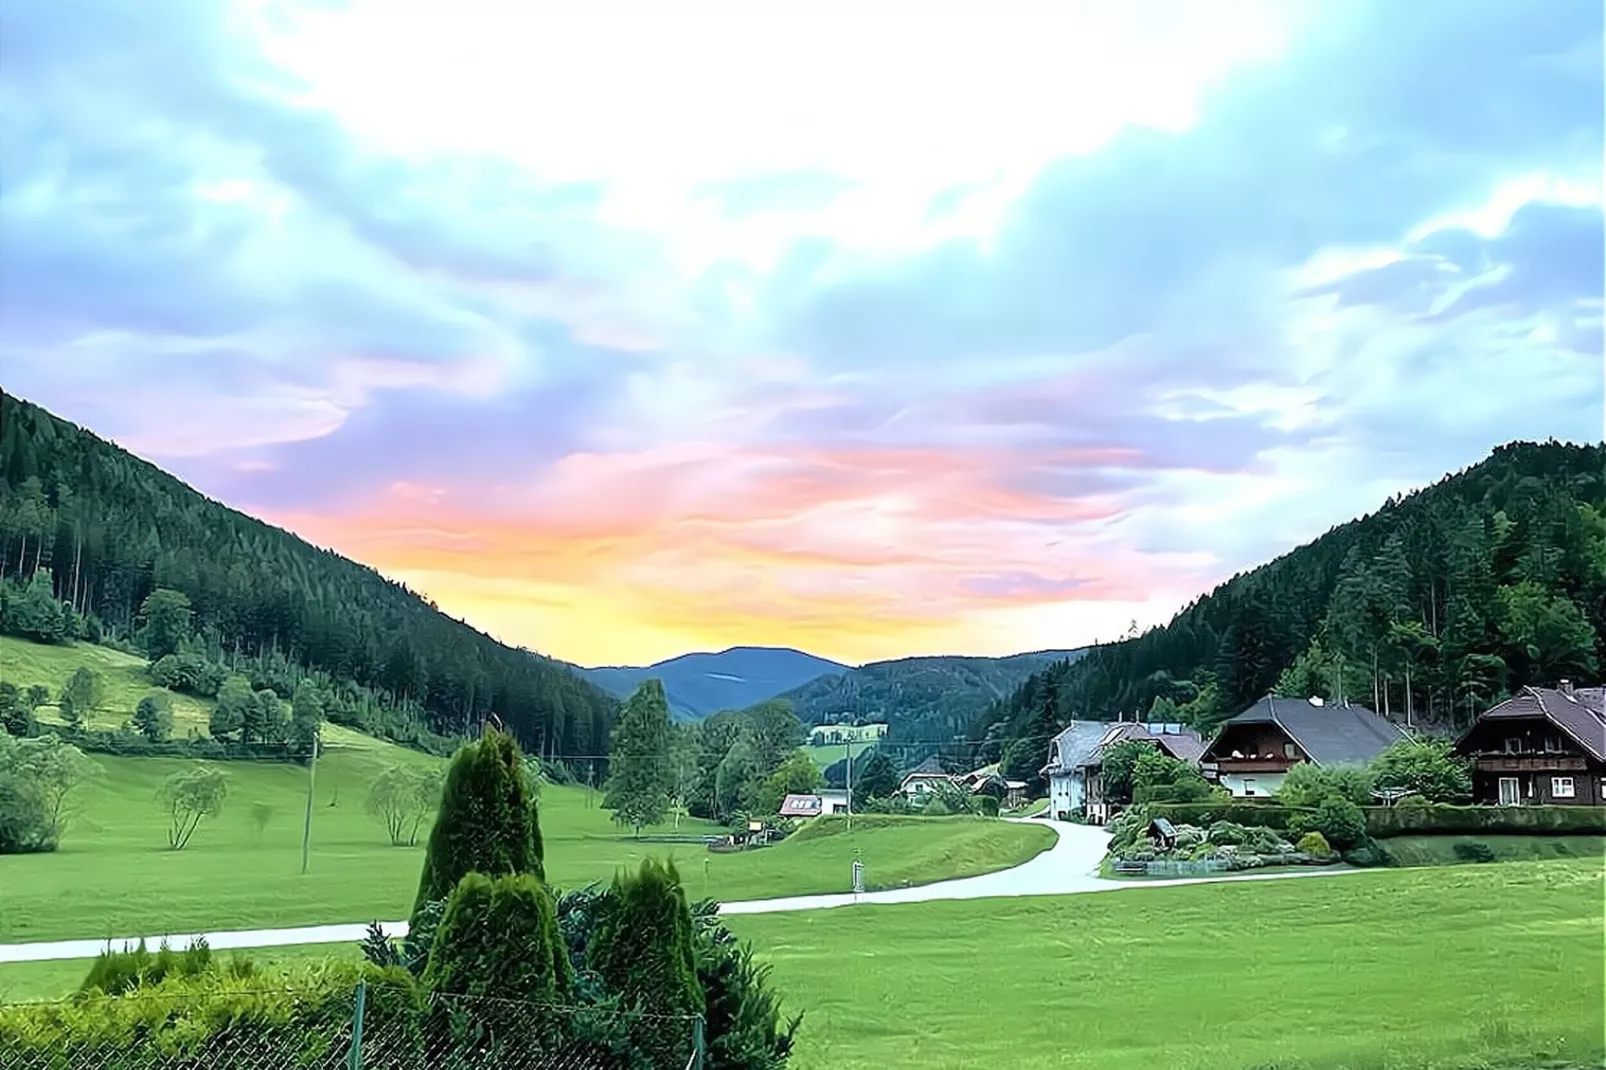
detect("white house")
[1041,721,1114,820]
[817,788,850,815]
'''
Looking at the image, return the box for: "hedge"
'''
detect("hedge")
[1145,801,1315,831]
[1364,804,1606,838]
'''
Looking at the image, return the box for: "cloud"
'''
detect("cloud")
[1,0,1600,664]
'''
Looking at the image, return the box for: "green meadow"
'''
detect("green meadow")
[0,749,1053,943]
[729,858,1606,1070]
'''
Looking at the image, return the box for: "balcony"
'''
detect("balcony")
[1211,758,1297,774]
[1473,755,1586,773]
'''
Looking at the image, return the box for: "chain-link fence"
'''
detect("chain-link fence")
[0,982,706,1070]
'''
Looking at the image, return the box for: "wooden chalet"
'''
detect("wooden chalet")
[1451,683,1606,806]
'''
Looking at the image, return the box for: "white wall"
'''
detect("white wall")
[1049,771,1084,818]
[1219,773,1286,799]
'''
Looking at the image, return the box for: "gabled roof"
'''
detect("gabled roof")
[1091,722,1206,765]
[908,755,947,776]
[1043,720,1110,776]
[1456,686,1606,762]
[1202,696,1407,766]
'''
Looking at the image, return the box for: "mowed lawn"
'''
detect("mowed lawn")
[0,747,1053,943]
[728,858,1606,1070]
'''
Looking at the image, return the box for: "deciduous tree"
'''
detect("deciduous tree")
[157,767,228,850]
[603,681,674,835]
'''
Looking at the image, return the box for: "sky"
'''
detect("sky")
[1,0,1602,669]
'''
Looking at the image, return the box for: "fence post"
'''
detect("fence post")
[693,1014,706,1070]
[348,978,367,1070]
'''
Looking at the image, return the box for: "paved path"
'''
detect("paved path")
[0,819,1363,963]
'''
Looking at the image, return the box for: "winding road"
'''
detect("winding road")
[0,819,1363,964]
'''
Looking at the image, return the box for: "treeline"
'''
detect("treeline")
[980,441,1606,779]
[0,391,616,760]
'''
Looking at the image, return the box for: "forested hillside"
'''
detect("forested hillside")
[784,649,1086,743]
[979,441,1606,780]
[0,391,616,758]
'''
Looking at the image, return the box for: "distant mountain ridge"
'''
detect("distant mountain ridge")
[572,646,850,722]
[779,648,1089,742]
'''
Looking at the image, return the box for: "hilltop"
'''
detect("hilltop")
[572,645,850,722]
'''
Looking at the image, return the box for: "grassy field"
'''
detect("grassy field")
[1375,834,1605,867]
[0,636,214,734]
[727,858,1605,1070]
[1,749,1053,943]
[800,740,872,770]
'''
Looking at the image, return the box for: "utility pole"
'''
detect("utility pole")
[845,739,854,833]
[301,727,319,875]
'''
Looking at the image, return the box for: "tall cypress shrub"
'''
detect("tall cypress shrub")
[412,729,543,921]
[588,858,704,1066]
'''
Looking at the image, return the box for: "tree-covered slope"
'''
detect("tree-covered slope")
[0,391,616,758]
[783,649,1086,743]
[979,441,1606,776]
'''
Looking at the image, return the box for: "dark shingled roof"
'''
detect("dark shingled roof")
[1463,686,1606,762]
[1206,696,1408,766]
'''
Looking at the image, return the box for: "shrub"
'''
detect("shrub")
[977,795,1000,817]
[149,652,227,698]
[0,770,55,853]
[79,938,222,997]
[1207,820,1250,846]
[1369,739,1472,803]
[1295,795,1368,850]
[424,872,571,1003]
[1296,831,1332,857]
[1279,762,1376,808]
[588,859,704,1068]
[691,900,801,1069]
[1341,842,1389,867]
[1453,840,1498,863]
[1365,803,1606,837]
[1147,801,1307,831]
[413,729,543,921]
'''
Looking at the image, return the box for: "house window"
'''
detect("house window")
[1502,737,1524,754]
[1543,736,1563,754]
[1283,743,1298,758]
[1497,777,1521,806]
[1242,778,1258,797]
[1551,777,1576,799]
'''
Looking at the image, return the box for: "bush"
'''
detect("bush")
[1133,778,1216,805]
[977,795,1000,817]
[1369,738,1472,803]
[413,729,543,921]
[1293,795,1367,850]
[0,961,412,1066]
[1147,801,1308,831]
[588,859,704,1068]
[1365,803,1606,837]
[424,872,571,1003]
[1279,763,1375,808]
[1452,841,1498,863]
[691,900,801,1069]
[79,939,232,997]
[1295,831,1332,857]
[0,770,56,853]
[149,653,226,698]
[1207,820,1249,846]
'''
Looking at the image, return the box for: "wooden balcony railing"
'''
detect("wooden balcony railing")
[1472,755,1587,772]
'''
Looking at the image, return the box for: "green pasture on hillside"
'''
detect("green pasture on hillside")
[0,749,1053,943]
[729,857,1605,1070]
[0,636,214,735]
[800,740,872,770]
